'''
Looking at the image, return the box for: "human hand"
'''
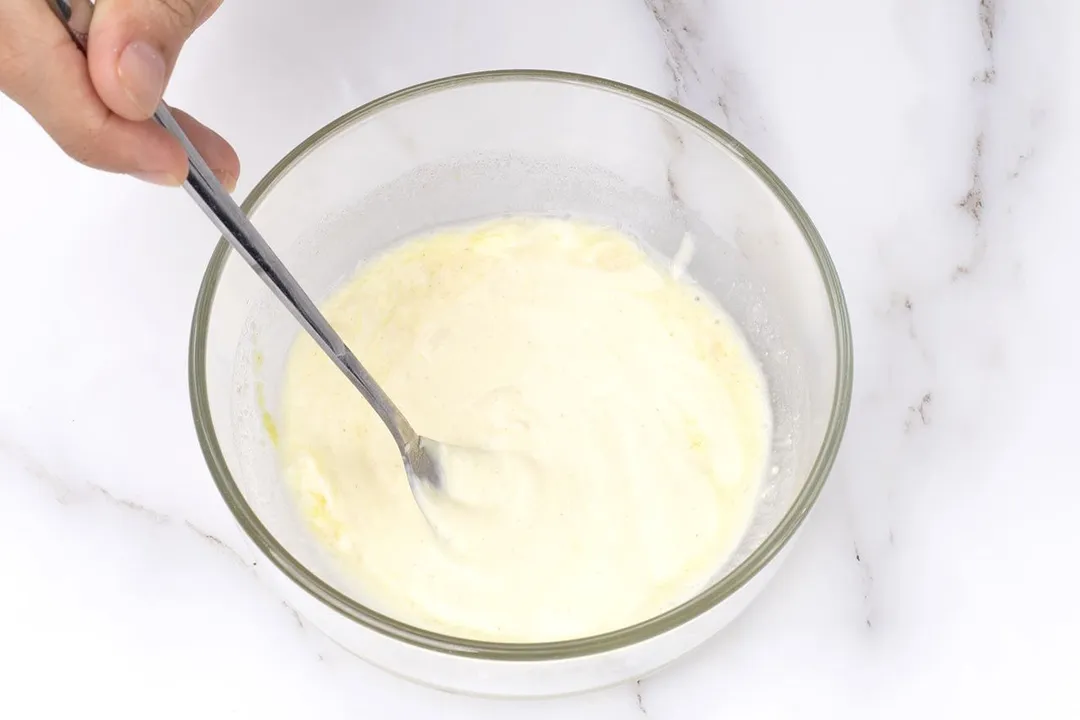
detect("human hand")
[0,0,239,190]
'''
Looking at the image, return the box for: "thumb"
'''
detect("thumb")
[86,0,221,121]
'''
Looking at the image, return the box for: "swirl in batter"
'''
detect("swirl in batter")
[279,217,770,642]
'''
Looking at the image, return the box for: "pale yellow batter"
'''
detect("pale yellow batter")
[279,217,770,642]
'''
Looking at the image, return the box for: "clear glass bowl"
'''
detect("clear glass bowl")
[189,70,852,697]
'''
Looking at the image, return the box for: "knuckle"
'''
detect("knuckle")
[59,135,100,167]
[151,0,202,31]
[58,132,102,167]
[56,118,113,170]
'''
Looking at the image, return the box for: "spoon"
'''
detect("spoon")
[45,0,446,501]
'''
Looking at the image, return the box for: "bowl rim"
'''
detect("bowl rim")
[189,69,853,661]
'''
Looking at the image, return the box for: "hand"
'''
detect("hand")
[0,0,239,190]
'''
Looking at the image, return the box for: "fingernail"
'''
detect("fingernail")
[216,170,238,193]
[131,170,182,186]
[117,41,166,118]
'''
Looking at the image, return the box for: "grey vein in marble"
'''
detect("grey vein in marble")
[283,601,305,630]
[976,0,998,84]
[956,0,999,278]
[1,435,247,562]
[853,545,874,630]
[0,435,74,504]
[634,679,648,716]
[958,133,986,226]
[979,0,997,56]
[905,393,934,433]
[643,0,738,130]
[94,484,170,525]
[955,132,988,279]
[2,436,329,654]
[643,0,701,104]
[184,519,249,569]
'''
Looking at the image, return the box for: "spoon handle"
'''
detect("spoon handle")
[44,0,420,453]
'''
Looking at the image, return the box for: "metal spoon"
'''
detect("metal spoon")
[45,0,445,501]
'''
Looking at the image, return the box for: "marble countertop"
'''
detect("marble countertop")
[2,0,1078,716]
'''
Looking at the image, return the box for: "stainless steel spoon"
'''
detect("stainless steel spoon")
[45,0,445,500]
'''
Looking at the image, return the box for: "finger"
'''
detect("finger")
[172,107,240,191]
[1,0,186,182]
[194,0,224,30]
[1,1,238,188]
[88,0,214,121]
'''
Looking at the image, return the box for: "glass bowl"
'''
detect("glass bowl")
[189,70,852,697]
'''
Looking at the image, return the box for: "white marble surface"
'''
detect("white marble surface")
[2,0,1079,716]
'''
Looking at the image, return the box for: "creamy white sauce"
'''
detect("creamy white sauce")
[279,217,770,642]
